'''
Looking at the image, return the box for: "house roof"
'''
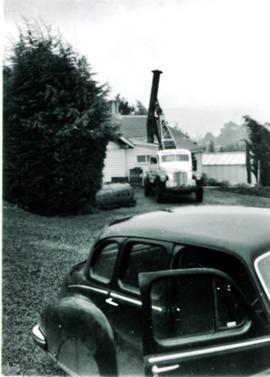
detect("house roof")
[113,115,204,152]
[170,128,203,152]
[203,152,246,166]
[117,115,147,139]
[129,139,159,149]
[118,136,134,148]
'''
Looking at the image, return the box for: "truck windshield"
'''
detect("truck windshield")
[255,251,270,301]
[161,154,189,162]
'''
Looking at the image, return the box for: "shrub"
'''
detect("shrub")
[244,116,270,186]
[219,180,230,190]
[202,173,221,187]
[3,21,117,215]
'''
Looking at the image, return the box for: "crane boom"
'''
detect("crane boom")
[146,70,177,150]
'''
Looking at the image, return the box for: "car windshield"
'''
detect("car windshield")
[161,154,189,162]
[255,251,270,301]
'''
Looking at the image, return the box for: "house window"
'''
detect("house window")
[137,155,149,163]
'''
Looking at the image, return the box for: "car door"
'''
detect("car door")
[139,268,270,376]
[104,238,173,351]
[86,237,124,316]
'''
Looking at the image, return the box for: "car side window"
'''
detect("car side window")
[151,274,246,341]
[150,156,158,165]
[90,242,119,284]
[173,245,266,323]
[121,242,170,293]
[174,245,258,304]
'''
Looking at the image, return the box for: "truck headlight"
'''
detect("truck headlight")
[193,173,202,180]
[160,174,168,182]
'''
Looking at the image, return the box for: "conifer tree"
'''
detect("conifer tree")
[3,21,117,214]
[244,116,270,186]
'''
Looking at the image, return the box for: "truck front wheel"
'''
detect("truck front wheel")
[156,181,164,203]
[144,177,151,197]
[195,187,203,202]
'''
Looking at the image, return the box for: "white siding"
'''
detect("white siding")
[103,141,204,183]
[203,165,256,185]
[193,152,203,173]
[202,152,256,184]
[127,145,158,169]
[103,142,127,182]
[203,152,246,165]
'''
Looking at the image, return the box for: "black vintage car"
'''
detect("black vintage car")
[32,206,270,376]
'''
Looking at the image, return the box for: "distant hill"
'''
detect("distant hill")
[197,121,248,152]
[164,105,262,138]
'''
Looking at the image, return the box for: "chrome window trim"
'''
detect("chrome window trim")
[254,250,270,301]
[111,292,142,306]
[110,292,162,312]
[68,284,108,295]
[148,335,270,364]
[152,364,180,374]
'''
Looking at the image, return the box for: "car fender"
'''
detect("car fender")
[41,294,118,376]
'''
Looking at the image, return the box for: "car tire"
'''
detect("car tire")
[144,177,150,197]
[156,181,164,203]
[195,187,203,202]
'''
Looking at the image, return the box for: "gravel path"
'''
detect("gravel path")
[2,188,270,376]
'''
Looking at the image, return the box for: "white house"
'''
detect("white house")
[102,108,204,183]
[102,137,158,183]
[202,152,256,185]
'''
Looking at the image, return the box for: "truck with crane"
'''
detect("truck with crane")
[143,70,204,203]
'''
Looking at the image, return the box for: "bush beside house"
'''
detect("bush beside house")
[3,22,117,215]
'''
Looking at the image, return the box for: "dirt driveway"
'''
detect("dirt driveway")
[130,186,270,213]
[2,188,270,376]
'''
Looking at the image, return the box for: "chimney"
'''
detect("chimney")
[110,100,119,115]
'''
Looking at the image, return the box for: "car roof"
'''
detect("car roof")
[100,206,270,263]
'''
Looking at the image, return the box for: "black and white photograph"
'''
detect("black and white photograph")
[3,0,270,376]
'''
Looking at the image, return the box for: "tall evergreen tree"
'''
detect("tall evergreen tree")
[115,94,134,115]
[244,116,270,186]
[134,100,148,115]
[208,140,215,153]
[3,21,117,215]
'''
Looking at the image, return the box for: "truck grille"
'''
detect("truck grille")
[173,172,188,186]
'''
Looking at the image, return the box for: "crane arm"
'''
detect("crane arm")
[146,70,177,150]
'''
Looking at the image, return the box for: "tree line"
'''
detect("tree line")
[201,118,270,186]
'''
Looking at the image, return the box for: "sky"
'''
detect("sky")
[4,0,270,137]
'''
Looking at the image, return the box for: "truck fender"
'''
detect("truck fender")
[155,176,165,189]
[41,294,118,377]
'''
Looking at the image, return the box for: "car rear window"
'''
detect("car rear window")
[90,242,119,283]
[120,242,170,293]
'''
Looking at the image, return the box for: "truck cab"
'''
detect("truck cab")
[144,148,203,203]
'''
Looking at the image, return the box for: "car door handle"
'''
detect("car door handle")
[105,297,119,307]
